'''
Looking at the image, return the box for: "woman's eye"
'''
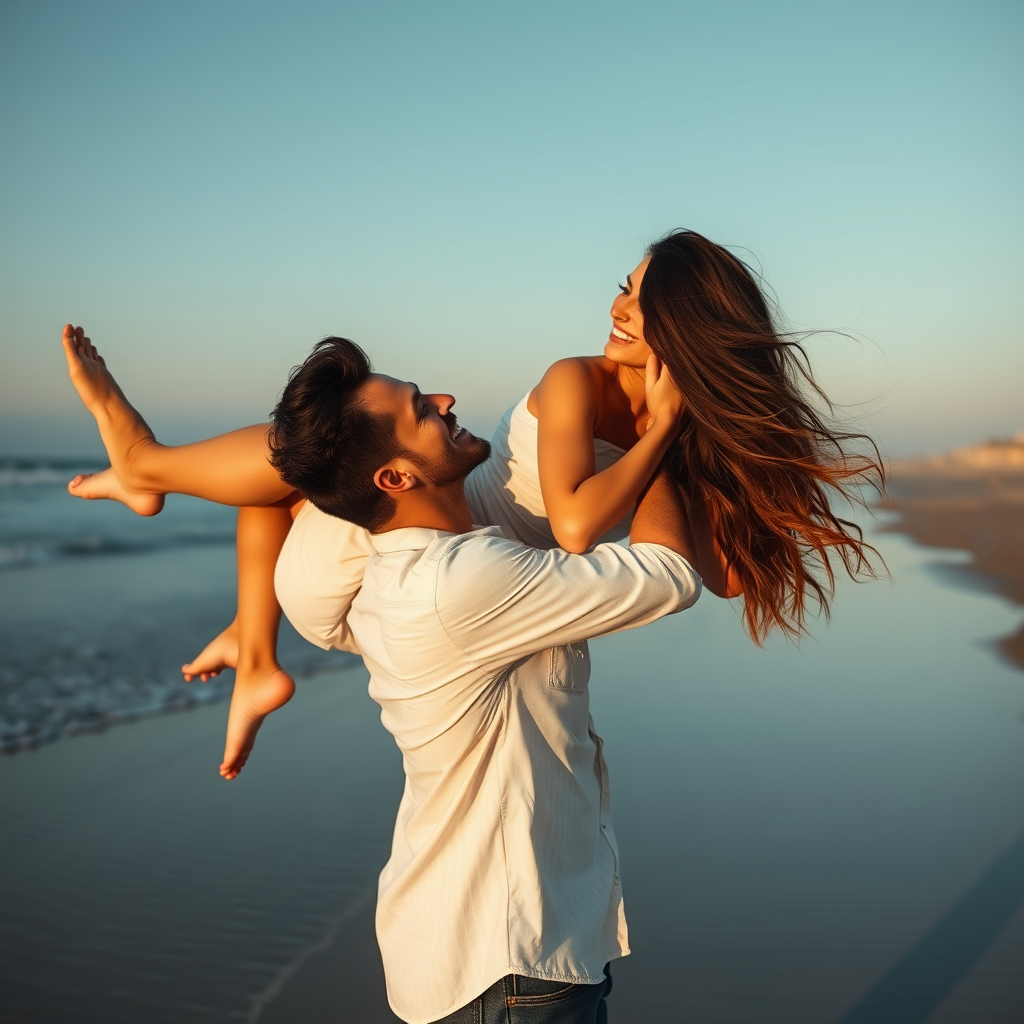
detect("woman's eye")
[618,282,629,296]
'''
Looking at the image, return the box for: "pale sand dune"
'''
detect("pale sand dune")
[881,437,1024,671]
[906,433,1024,472]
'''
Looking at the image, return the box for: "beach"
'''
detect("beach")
[2,514,1022,1021]
[880,441,1024,671]
[2,0,1021,1017]
[0,664,403,1023]
[0,469,397,1021]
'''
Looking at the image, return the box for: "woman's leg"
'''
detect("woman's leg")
[62,325,292,508]
[181,615,239,683]
[217,500,302,781]
[63,325,303,778]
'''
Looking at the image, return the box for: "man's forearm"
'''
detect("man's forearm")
[629,467,697,564]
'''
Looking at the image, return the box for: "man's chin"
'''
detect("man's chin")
[432,437,491,486]
[456,436,492,477]
[465,436,491,465]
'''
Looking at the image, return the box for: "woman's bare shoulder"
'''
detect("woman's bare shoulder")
[527,356,613,417]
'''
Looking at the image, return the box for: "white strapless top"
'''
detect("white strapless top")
[275,395,629,652]
[465,395,630,550]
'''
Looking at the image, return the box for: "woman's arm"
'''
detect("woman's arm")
[533,357,682,553]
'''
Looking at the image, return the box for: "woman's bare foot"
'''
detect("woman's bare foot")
[219,666,296,780]
[68,467,165,516]
[61,323,146,433]
[182,619,239,682]
[61,324,163,506]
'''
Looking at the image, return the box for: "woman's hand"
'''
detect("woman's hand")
[645,354,685,432]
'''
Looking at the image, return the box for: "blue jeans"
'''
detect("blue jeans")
[432,966,612,1023]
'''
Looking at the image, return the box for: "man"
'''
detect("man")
[269,338,701,1024]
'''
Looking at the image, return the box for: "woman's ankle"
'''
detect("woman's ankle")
[120,434,165,492]
[235,656,282,678]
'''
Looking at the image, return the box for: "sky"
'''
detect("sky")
[1,0,1021,458]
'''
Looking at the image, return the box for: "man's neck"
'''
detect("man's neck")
[376,482,475,535]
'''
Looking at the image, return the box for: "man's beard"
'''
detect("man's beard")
[412,434,492,488]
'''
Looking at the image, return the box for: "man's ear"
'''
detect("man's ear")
[373,459,422,495]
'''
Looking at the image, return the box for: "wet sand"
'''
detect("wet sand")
[3,523,1022,1021]
[880,461,1024,670]
[0,664,403,1023]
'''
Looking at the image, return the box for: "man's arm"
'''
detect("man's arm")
[629,464,696,561]
[632,466,741,599]
[436,525,700,674]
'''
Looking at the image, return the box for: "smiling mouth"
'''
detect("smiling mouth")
[610,326,638,343]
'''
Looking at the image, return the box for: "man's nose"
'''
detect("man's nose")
[428,393,456,416]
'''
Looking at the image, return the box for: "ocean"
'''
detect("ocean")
[0,457,353,753]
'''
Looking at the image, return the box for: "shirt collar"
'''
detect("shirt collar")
[370,525,504,554]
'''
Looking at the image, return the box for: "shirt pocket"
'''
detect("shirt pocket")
[548,641,591,695]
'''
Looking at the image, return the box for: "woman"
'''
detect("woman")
[63,229,883,778]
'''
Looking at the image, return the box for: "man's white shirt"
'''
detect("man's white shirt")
[346,525,700,1023]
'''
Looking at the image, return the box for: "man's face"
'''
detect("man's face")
[359,373,491,486]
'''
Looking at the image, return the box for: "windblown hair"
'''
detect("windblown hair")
[268,337,403,531]
[641,230,885,643]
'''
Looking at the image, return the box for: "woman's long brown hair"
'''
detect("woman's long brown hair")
[641,229,885,643]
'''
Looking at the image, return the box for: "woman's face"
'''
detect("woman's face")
[603,256,654,369]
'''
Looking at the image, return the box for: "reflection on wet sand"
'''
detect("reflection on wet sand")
[881,438,1024,671]
[840,829,1024,1023]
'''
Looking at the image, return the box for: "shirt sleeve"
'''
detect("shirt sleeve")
[274,503,375,653]
[434,531,701,672]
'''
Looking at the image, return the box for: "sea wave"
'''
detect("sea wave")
[0,624,355,755]
[0,458,107,488]
[0,457,237,571]
[0,529,235,570]
[0,532,357,755]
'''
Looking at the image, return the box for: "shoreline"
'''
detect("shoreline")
[0,664,402,1023]
[878,460,1024,671]
[0,538,360,757]
[0,654,360,758]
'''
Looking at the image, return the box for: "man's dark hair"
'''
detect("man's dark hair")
[268,337,403,531]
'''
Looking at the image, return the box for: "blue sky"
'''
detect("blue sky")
[1,0,1021,457]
